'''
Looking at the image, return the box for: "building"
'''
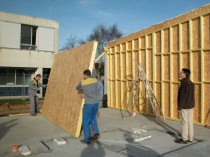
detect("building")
[0,12,59,98]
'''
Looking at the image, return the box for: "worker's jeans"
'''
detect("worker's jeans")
[180,108,194,141]
[82,103,99,142]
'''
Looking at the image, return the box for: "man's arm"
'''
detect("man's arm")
[76,82,83,92]
[38,82,47,88]
[29,81,39,91]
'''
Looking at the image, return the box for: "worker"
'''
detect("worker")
[28,74,46,116]
[76,69,101,144]
[175,68,195,144]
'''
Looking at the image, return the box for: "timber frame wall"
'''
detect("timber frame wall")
[107,4,210,125]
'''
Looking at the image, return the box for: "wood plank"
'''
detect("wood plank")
[42,41,97,137]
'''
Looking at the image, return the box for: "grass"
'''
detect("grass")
[0,98,44,105]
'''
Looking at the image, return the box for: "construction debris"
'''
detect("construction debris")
[18,145,31,156]
[132,128,151,142]
[54,137,67,145]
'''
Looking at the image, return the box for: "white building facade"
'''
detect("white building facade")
[0,12,59,98]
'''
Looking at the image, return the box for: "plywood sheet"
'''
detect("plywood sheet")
[42,41,97,137]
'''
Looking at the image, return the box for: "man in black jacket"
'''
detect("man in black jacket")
[175,68,195,144]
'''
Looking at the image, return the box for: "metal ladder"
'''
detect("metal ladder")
[123,61,165,120]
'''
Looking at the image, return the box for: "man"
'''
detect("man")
[28,74,46,116]
[175,68,195,144]
[76,69,101,144]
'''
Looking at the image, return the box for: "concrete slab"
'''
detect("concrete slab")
[0,109,209,157]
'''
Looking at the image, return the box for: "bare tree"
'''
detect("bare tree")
[61,35,79,51]
[87,24,123,55]
[61,24,123,54]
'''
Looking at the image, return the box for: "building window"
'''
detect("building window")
[0,68,35,85]
[21,25,38,50]
[0,69,15,85]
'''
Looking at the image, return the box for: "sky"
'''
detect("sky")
[0,0,209,49]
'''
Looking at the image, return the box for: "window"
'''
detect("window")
[0,69,15,85]
[21,25,38,50]
[0,68,35,85]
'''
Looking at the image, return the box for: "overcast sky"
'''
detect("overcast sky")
[0,0,209,49]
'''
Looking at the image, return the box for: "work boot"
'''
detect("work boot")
[175,138,188,144]
[80,139,91,144]
[91,133,100,140]
[30,113,36,116]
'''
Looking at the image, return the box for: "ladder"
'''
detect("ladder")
[123,61,165,120]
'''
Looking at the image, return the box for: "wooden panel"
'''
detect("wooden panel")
[107,4,210,125]
[134,39,139,50]
[121,81,127,110]
[116,45,120,52]
[181,53,190,68]
[155,82,161,111]
[203,14,210,49]
[116,53,120,79]
[192,18,201,49]
[163,55,170,80]
[140,37,145,48]
[126,52,132,79]
[147,34,152,48]
[172,54,179,81]
[192,51,201,82]
[155,31,161,53]
[42,41,97,137]
[110,81,116,108]
[172,83,179,119]
[140,50,146,71]
[163,29,170,53]
[121,53,126,80]
[139,81,146,113]
[147,50,153,80]
[204,84,210,125]
[194,84,201,123]
[127,41,132,51]
[115,80,121,109]
[181,22,189,51]
[172,25,179,52]
[163,83,170,117]
[204,51,210,81]
[155,55,161,81]
[122,43,126,52]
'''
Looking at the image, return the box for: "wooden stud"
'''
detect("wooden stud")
[200,16,204,123]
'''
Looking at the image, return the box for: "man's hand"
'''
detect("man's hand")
[80,93,85,99]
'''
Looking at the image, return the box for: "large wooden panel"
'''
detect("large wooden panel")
[42,41,97,137]
[107,4,210,125]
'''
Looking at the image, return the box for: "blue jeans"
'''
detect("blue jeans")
[82,103,99,142]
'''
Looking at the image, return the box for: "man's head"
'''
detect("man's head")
[180,68,191,79]
[83,69,91,79]
[35,74,42,81]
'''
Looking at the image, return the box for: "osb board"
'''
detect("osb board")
[107,4,210,125]
[42,41,97,137]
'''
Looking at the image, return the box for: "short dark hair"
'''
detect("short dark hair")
[182,68,191,78]
[36,74,41,78]
[83,69,91,76]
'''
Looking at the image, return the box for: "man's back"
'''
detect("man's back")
[77,77,98,104]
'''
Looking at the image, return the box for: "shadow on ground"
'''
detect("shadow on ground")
[0,119,17,140]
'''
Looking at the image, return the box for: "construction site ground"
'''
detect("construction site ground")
[0,108,209,157]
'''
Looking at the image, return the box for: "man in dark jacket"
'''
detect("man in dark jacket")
[175,68,195,144]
